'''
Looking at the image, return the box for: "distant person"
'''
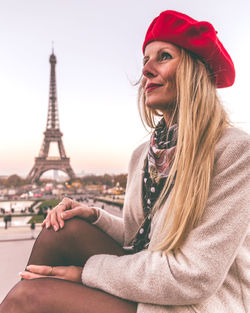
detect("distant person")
[38,207,43,215]
[5,214,12,228]
[3,215,8,230]
[1,10,250,313]
[30,221,36,239]
[8,214,12,227]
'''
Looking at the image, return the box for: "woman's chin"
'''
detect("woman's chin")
[145,101,165,111]
[145,98,177,114]
[145,100,159,109]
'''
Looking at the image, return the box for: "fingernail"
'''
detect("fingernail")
[19,272,23,277]
[46,223,49,229]
[54,226,58,231]
[60,222,63,228]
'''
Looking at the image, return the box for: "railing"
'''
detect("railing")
[46,157,61,160]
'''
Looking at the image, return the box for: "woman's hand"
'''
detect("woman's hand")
[19,265,83,284]
[41,197,98,231]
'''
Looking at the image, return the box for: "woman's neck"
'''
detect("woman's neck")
[163,112,177,127]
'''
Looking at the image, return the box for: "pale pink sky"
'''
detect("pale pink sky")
[0,0,249,177]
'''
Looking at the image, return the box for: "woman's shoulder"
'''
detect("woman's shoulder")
[217,126,250,149]
[215,126,250,166]
[221,126,250,141]
[127,141,149,172]
[131,141,149,157]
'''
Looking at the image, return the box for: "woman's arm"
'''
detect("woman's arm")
[92,208,125,245]
[81,129,250,306]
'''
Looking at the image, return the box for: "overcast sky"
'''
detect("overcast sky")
[0,0,249,177]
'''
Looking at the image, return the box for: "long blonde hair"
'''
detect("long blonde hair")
[138,48,229,254]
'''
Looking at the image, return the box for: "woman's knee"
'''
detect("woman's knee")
[35,217,89,248]
[62,217,95,240]
[27,218,94,267]
[63,217,89,233]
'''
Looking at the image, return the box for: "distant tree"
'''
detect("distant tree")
[114,174,128,188]
[5,175,24,187]
[75,173,127,188]
[102,174,113,186]
[0,175,29,188]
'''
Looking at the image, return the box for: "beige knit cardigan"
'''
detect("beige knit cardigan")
[82,127,250,313]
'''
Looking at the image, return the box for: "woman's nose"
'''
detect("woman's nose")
[142,60,157,78]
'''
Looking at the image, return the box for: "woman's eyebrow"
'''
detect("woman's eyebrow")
[157,46,178,54]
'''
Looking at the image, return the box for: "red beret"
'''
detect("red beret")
[143,10,235,88]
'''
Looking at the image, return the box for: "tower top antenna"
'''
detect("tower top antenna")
[52,41,54,54]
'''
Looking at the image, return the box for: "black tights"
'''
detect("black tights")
[0,218,137,313]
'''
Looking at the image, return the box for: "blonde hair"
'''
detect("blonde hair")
[138,48,229,254]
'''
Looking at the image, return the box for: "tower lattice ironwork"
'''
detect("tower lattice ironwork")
[27,50,76,183]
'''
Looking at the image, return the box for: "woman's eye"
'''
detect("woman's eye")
[143,57,149,66]
[160,52,172,61]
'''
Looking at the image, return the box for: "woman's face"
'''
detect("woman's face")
[142,41,181,119]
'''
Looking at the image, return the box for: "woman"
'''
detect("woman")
[1,10,249,313]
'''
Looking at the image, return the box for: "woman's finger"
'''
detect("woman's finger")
[61,207,85,220]
[50,198,74,230]
[19,271,45,280]
[61,206,96,222]
[41,210,52,229]
[26,265,54,275]
[45,211,52,229]
[50,210,60,231]
[26,265,67,279]
[56,209,65,229]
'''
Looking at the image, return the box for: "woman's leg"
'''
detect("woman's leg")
[0,278,137,313]
[0,217,137,313]
[26,217,125,267]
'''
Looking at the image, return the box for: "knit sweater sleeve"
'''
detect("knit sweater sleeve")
[92,208,124,245]
[82,129,250,306]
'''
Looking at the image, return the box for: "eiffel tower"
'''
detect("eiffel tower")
[27,50,76,183]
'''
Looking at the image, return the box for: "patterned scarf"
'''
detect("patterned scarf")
[130,119,178,253]
[148,118,178,183]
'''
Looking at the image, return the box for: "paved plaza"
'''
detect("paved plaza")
[0,230,39,303]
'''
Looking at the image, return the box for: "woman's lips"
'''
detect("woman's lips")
[145,83,163,93]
